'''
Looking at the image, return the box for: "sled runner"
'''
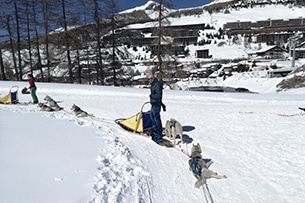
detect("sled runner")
[115,102,173,147]
[0,86,19,104]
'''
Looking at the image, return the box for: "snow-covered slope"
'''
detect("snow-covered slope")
[1,80,305,203]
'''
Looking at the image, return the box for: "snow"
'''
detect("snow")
[1,80,305,203]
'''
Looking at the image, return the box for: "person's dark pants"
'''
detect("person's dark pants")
[150,105,162,133]
[30,87,39,103]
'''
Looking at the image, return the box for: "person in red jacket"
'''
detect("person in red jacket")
[28,74,39,104]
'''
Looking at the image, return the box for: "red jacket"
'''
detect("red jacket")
[29,78,36,88]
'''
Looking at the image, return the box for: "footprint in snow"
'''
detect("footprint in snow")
[53,177,65,182]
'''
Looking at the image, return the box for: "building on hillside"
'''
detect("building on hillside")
[256,33,292,45]
[102,23,205,57]
[173,36,198,45]
[224,18,305,46]
[295,42,305,58]
[131,37,156,47]
[196,49,210,58]
[254,46,287,59]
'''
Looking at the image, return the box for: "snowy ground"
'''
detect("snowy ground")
[1,80,305,203]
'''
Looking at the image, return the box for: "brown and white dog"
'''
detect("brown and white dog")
[189,143,227,188]
[164,118,183,145]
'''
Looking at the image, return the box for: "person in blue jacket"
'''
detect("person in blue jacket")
[148,73,163,134]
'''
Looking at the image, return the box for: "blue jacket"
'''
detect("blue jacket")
[150,78,163,106]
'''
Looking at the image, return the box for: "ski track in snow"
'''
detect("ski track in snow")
[48,111,155,203]
[1,104,153,203]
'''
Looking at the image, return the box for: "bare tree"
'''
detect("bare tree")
[17,0,35,76]
[31,0,44,80]
[153,0,173,81]
[24,0,34,75]
[0,44,6,80]
[13,0,23,80]
[40,0,56,82]
[90,0,103,84]
[109,0,120,86]
[0,4,7,80]
[6,15,19,80]
[60,0,74,83]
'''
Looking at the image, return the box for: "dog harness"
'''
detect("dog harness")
[190,157,202,176]
[169,120,177,128]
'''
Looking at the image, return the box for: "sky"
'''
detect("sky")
[119,0,213,11]
[1,77,305,203]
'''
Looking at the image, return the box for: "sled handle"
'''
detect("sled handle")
[140,101,150,114]
[10,86,19,93]
[134,101,150,133]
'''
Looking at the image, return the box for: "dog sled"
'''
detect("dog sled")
[0,86,19,104]
[115,102,153,133]
[115,102,173,147]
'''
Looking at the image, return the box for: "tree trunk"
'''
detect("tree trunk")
[0,47,6,80]
[94,0,104,85]
[42,0,51,82]
[62,0,73,83]
[13,0,23,80]
[32,0,44,80]
[6,15,19,80]
[26,1,33,75]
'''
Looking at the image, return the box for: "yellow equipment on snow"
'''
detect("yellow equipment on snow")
[0,86,19,104]
[115,102,153,133]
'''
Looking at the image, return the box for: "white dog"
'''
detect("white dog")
[189,143,227,188]
[70,104,93,117]
[44,95,63,111]
[164,118,183,145]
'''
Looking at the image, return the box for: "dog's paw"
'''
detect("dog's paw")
[194,178,206,188]
[194,181,201,188]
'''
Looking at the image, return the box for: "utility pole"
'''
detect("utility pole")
[289,32,303,69]
[289,37,296,69]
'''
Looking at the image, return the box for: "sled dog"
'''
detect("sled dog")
[38,102,54,112]
[44,95,62,111]
[189,143,227,188]
[164,118,183,145]
[70,104,93,117]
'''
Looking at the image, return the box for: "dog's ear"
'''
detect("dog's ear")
[197,143,202,152]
